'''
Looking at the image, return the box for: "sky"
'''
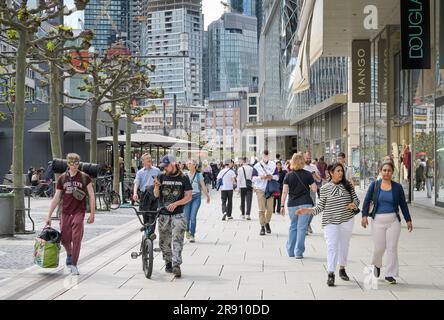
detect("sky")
[64,0,226,30]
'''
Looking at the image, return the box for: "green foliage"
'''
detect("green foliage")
[6,29,19,40]
[17,8,29,22]
[46,41,55,52]
[0,111,6,121]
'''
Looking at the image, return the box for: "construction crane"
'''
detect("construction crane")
[220,1,232,13]
[93,0,119,37]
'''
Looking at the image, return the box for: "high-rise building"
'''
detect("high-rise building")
[208,12,258,94]
[128,0,143,52]
[202,31,210,100]
[141,0,203,108]
[229,0,263,41]
[84,0,130,53]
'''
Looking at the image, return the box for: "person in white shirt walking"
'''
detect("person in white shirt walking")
[237,157,254,220]
[303,151,321,234]
[252,150,279,236]
[217,159,237,221]
[337,152,354,183]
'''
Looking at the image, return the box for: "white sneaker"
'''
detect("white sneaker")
[70,265,80,275]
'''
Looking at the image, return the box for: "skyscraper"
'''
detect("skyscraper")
[208,12,258,94]
[84,0,129,53]
[203,30,210,100]
[229,0,262,40]
[141,0,203,108]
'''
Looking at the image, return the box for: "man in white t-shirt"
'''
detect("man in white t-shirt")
[304,151,321,234]
[253,150,279,236]
[217,159,237,221]
[237,157,254,220]
[337,152,354,183]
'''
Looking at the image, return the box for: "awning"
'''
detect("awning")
[292,0,323,94]
[97,132,199,148]
[28,116,90,133]
[292,0,400,94]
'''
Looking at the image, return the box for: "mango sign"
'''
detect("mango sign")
[69,51,89,73]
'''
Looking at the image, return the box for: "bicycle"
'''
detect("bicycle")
[96,175,121,210]
[128,206,166,279]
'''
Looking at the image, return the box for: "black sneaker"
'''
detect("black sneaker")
[385,276,397,284]
[374,266,381,278]
[222,213,227,221]
[339,268,350,281]
[327,272,335,287]
[228,216,233,220]
[173,266,181,278]
[265,223,271,234]
[165,262,173,273]
[260,226,266,236]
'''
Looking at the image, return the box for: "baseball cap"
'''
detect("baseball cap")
[159,154,176,168]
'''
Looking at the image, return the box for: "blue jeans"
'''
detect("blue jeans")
[286,204,312,257]
[184,193,202,236]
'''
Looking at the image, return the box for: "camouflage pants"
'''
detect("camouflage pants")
[158,213,187,267]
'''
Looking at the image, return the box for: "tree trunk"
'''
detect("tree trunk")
[12,32,27,233]
[111,103,120,193]
[90,105,98,163]
[125,106,132,175]
[49,62,62,160]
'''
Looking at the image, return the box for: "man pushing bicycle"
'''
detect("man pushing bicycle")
[154,154,192,277]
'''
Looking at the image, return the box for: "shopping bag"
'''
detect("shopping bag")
[33,227,61,268]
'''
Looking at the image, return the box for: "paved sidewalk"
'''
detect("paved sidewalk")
[1,188,444,300]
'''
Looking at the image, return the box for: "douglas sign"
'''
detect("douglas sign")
[401,0,431,69]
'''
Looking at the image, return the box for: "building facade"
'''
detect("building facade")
[208,12,258,94]
[141,0,203,108]
[84,0,130,53]
[206,90,245,159]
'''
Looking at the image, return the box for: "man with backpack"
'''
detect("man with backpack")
[237,157,253,220]
[217,159,237,221]
[46,153,96,275]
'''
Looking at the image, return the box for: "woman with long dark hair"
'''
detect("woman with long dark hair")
[361,161,413,284]
[297,163,360,287]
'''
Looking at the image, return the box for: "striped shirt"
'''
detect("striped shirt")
[312,182,360,227]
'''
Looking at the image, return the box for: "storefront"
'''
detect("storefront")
[360,1,442,210]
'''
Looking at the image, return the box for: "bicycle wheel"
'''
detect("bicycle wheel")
[142,237,154,279]
[104,191,121,210]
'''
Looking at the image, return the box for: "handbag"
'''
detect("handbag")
[260,163,280,198]
[216,169,230,191]
[242,166,253,191]
[294,171,314,206]
[348,186,360,215]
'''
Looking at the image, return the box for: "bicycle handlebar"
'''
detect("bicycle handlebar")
[126,206,166,228]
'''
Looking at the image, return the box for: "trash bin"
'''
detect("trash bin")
[0,193,15,236]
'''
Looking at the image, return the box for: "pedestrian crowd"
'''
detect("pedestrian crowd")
[43,149,413,287]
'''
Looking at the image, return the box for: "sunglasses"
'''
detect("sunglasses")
[68,160,80,165]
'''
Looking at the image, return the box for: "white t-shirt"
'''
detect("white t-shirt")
[217,168,237,191]
[237,165,253,189]
[304,164,320,178]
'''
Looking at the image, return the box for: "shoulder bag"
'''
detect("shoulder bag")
[242,166,253,191]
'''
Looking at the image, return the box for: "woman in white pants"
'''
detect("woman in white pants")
[361,161,413,284]
[298,163,360,287]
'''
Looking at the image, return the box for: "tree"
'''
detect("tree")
[0,0,90,233]
[28,25,94,160]
[102,43,162,192]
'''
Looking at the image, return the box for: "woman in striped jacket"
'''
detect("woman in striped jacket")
[297,162,360,287]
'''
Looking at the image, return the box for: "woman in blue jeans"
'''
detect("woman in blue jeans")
[280,153,318,258]
[184,160,210,243]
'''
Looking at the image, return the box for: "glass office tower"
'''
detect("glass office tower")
[208,12,258,94]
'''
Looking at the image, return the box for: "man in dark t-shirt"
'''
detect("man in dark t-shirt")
[154,154,192,278]
[46,153,95,275]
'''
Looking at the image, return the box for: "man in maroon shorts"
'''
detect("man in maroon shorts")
[46,153,96,275]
